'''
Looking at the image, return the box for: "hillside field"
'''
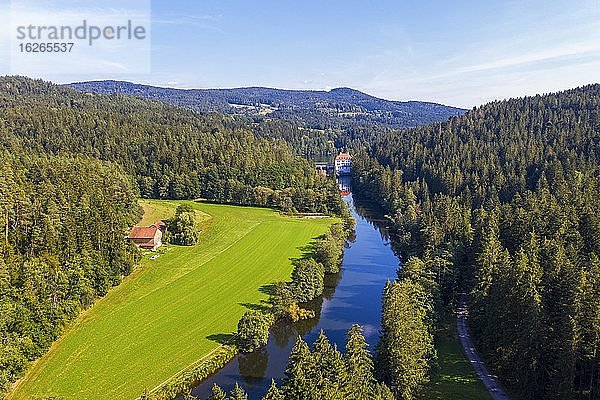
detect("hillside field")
[9,200,334,400]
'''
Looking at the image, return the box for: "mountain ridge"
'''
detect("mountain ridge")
[66,80,466,129]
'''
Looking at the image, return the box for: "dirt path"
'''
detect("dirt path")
[457,293,511,400]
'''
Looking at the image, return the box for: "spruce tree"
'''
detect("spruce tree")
[376,280,434,400]
[312,331,347,398]
[208,383,227,400]
[262,379,284,400]
[229,383,249,400]
[574,253,600,397]
[344,324,376,399]
[372,382,395,400]
[282,336,314,400]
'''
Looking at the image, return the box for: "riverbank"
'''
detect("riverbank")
[191,194,400,399]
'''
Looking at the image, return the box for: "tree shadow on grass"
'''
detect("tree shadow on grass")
[290,239,321,264]
[206,333,234,345]
[259,283,276,296]
[239,302,271,312]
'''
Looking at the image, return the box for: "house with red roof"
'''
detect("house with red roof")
[334,153,352,176]
[127,222,164,250]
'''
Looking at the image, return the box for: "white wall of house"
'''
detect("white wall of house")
[335,157,352,175]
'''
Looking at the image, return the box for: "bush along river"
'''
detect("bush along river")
[191,183,400,399]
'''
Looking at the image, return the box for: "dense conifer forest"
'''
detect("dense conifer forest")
[0,77,345,214]
[352,85,600,399]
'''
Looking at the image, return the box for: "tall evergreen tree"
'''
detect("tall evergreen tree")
[282,337,314,400]
[262,379,284,400]
[312,330,347,398]
[229,383,249,400]
[208,383,227,400]
[344,324,375,399]
[376,280,434,400]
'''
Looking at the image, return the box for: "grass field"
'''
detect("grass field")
[424,322,492,400]
[9,200,334,400]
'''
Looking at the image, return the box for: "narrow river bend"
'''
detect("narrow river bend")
[192,187,400,399]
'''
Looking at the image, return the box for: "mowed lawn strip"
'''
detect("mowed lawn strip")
[10,200,334,400]
[424,322,492,400]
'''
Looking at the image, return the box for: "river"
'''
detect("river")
[191,182,400,399]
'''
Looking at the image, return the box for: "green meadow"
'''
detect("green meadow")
[424,322,492,400]
[10,200,334,400]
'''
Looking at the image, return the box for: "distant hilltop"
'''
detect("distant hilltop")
[66,81,466,129]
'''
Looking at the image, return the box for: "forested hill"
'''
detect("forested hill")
[0,76,345,214]
[67,80,465,129]
[354,84,600,204]
[351,84,600,399]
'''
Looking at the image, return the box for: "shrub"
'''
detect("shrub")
[290,258,324,303]
[314,234,343,274]
[286,302,315,322]
[236,311,275,353]
[169,204,199,245]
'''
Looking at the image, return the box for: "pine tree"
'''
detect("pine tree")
[480,247,511,356]
[208,383,227,400]
[509,243,542,396]
[229,383,248,400]
[573,253,600,397]
[474,210,502,297]
[539,239,579,399]
[282,336,314,400]
[262,379,284,400]
[344,324,376,399]
[312,330,347,398]
[376,280,434,400]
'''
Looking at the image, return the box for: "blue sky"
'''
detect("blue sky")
[1,0,600,107]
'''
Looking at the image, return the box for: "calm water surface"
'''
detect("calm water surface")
[192,188,399,399]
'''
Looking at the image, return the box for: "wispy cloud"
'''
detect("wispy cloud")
[455,42,600,75]
[152,13,223,32]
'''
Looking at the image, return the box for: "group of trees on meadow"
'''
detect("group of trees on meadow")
[236,222,350,354]
[352,85,600,399]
